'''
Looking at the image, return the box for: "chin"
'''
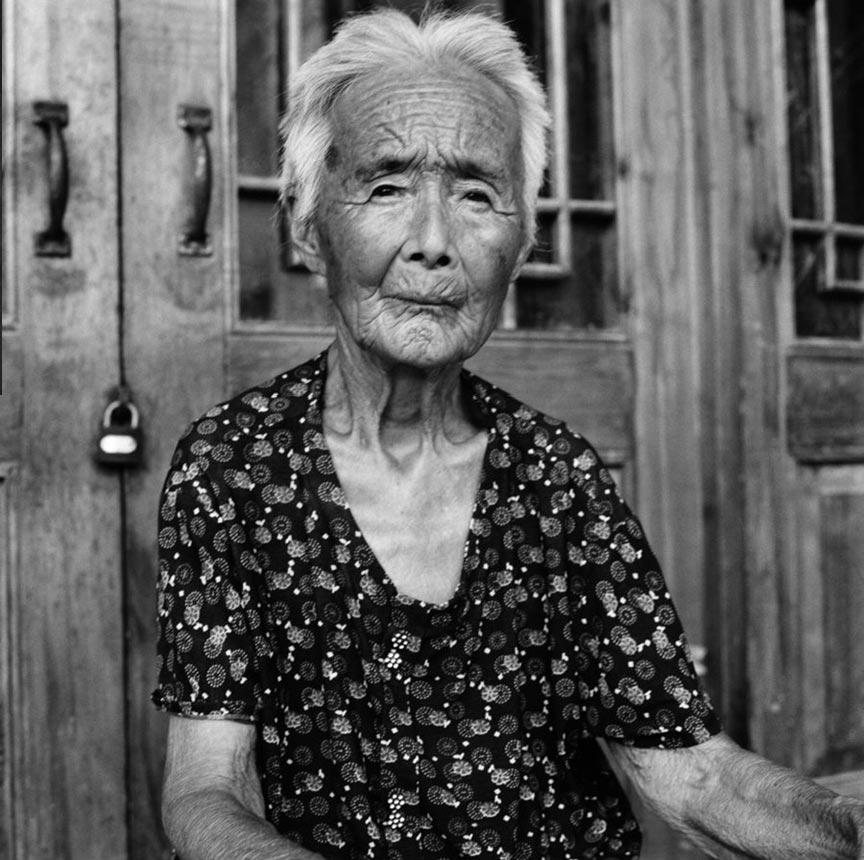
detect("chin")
[366,326,481,371]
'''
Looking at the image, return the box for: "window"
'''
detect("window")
[503,0,619,331]
[234,0,622,333]
[234,1,369,323]
[784,0,864,338]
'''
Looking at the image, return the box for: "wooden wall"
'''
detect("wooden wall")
[1,1,128,858]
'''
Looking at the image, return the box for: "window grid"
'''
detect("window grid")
[789,0,864,295]
[234,0,621,330]
[505,0,618,330]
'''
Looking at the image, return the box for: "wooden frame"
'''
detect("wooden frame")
[1,0,17,330]
[512,0,620,330]
[0,465,21,860]
[787,0,864,296]
[229,0,624,335]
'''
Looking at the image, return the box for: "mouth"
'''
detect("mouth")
[389,295,459,312]
[386,277,463,310]
[400,297,453,306]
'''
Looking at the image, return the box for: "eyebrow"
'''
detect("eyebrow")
[352,153,508,188]
[452,156,508,187]
[353,155,417,183]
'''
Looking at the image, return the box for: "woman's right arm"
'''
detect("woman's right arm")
[161,714,327,860]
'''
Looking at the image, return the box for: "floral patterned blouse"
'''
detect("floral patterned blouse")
[154,351,720,860]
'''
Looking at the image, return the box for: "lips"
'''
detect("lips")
[386,278,463,308]
[395,296,454,307]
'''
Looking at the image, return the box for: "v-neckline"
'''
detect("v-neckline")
[306,353,497,612]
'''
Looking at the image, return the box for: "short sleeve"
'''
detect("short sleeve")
[152,445,268,721]
[566,443,722,749]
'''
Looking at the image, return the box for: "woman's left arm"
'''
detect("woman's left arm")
[606,731,864,860]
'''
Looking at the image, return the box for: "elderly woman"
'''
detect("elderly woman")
[154,9,864,860]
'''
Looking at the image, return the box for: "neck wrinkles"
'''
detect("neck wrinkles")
[323,336,475,452]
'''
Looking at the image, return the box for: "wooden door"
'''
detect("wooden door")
[1,2,127,859]
[689,0,864,803]
[753,0,864,800]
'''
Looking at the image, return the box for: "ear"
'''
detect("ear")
[289,211,327,275]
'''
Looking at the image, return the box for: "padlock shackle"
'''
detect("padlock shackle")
[102,399,140,429]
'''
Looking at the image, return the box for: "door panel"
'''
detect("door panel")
[1,1,126,858]
[781,465,864,790]
[118,0,230,855]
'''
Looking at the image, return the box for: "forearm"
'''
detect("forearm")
[160,716,328,860]
[610,734,864,860]
[164,786,327,860]
[679,749,864,859]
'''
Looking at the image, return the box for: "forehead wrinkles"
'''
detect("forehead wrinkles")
[331,68,519,175]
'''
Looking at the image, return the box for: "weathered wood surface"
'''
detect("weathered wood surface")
[0,467,19,860]
[688,0,791,763]
[0,334,22,459]
[787,349,864,463]
[119,0,229,856]
[616,1,712,857]
[821,488,864,774]
[618,0,707,649]
[799,466,864,787]
[4,2,126,859]
[689,0,864,799]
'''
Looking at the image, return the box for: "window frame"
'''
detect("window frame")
[786,0,864,297]
[228,0,627,337]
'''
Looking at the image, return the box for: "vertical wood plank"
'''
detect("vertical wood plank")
[616,2,711,856]
[729,0,798,771]
[8,1,126,858]
[119,1,229,855]
[688,0,751,745]
[618,0,707,649]
[797,465,830,773]
[821,488,864,773]
[0,467,19,860]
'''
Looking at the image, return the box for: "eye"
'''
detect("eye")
[370,184,402,199]
[464,189,493,206]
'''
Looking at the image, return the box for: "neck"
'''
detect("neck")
[323,337,475,454]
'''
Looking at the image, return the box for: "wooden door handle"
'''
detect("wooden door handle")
[177,104,213,256]
[33,101,71,257]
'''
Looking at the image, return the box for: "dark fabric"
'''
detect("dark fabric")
[154,350,721,859]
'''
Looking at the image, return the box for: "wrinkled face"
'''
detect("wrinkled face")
[306,62,529,369]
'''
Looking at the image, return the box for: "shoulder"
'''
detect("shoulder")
[463,367,600,465]
[164,351,326,491]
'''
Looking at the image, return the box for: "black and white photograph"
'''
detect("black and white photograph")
[1,2,863,858]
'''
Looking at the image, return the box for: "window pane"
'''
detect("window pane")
[793,235,862,337]
[238,193,331,325]
[828,0,864,224]
[502,0,551,198]
[517,219,619,330]
[836,236,863,284]
[236,0,282,177]
[785,0,822,220]
[566,0,614,200]
[503,0,548,88]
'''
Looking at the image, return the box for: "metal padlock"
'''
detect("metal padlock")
[97,398,143,467]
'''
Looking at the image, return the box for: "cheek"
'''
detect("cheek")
[459,222,523,290]
[324,209,401,290]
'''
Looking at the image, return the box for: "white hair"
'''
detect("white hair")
[279,7,550,246]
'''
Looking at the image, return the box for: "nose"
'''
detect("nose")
[403,185,454,269]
